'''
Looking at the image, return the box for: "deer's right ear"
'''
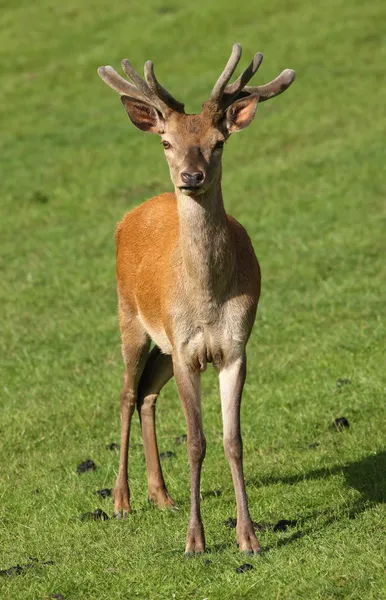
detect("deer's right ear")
[120,96,165,134]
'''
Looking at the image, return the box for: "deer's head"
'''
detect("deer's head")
[98,45,295,197]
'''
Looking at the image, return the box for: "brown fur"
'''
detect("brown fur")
[116,192,260,351]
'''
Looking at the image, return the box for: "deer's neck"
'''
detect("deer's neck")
[175,181,236,298]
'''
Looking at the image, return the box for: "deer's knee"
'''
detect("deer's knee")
[188,432,206,464]
[120,388,137,417]
[224,434,242,462]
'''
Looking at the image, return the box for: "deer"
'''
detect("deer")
[98,44,295,554]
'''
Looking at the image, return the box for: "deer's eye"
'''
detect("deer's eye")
[215,141,225,150]
[162,140,171,149]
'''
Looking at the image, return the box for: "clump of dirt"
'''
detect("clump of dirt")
[223,517,237,528]
[336,378,351,387]
[175,434,187,444]
[94,488,112,499]
[160,451,176,459]
[273,519,298,532]
[333,417,350,431]
[29,190,49,204]
[81,508,109,521]
[308,442,320,449]
[0,564,34,577]
[236,563,253,573]
[106,443,120,451]
[0,558,54,577]
[76,459,96,474]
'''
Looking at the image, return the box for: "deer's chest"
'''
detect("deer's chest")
[138,294,252,367]
[169,294,251,369]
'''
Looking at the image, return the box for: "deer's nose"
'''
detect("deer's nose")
[181,171,205,186]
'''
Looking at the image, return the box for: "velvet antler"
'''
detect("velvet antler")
[98,59,184,116]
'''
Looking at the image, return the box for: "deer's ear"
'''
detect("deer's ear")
[225,93,259,133]
[120,96,164,134]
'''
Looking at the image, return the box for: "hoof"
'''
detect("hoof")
[185,522,205,554]
[236,520,262,554]
[113,483,131,518]
[147,489,175,510]
[113,509,130,520]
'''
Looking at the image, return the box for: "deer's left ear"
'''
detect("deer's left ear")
[225,93,259,133]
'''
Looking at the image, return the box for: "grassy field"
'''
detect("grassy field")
[1,0,385,598]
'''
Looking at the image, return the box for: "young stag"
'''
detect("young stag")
[98,44,295,554]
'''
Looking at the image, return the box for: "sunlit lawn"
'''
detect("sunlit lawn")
[0,0,385,598]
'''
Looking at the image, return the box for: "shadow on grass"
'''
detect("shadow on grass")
[247,451,386,504]
[260,494,380,555]
[244,452,386,554]
[149,453,386,557]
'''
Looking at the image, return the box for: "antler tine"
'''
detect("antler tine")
[97,66,148,102]
[244,68,296,102]
[225,53,263,95]
[144,61,185,113]
[223,52,263,104]
[121,59,152,98]
[121,58,184,115]
[210,43,243,102]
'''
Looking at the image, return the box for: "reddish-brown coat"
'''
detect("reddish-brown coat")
[116,192,260,351]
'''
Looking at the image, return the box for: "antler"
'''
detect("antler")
[98,46,294,116]
[98,59,185,116]
[238,68,296,104]
[209,43,243,103]
[207,44,295,111]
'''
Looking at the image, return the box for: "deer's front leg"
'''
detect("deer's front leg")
[219,356,261,554]
[173,359,206,554]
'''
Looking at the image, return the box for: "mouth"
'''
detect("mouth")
[178,185,204,196]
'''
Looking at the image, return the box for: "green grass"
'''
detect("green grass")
[1,0,385,598]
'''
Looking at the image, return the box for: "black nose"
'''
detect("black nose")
[181,171,204,186]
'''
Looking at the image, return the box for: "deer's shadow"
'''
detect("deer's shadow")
[247,451,385,553]
[247,451,385,505]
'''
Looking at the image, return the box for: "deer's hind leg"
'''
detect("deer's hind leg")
[114,303,150,518]
[137,346,174,507]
